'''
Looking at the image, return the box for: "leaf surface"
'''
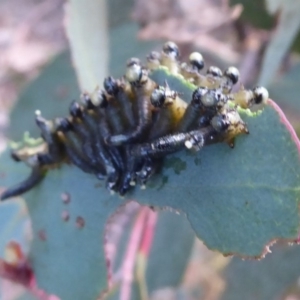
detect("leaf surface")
[221,244,300,300]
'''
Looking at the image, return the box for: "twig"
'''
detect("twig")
[136,208,158,300]
[120,207,148,300]
[106,202,141,274]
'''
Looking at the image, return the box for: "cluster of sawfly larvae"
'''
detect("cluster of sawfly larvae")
[0,41,269,200]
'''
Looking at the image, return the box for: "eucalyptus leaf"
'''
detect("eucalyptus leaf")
[0,69,300,299]
[65,0,108,91]
[1,26,300,299]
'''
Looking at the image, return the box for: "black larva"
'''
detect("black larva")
[0,41,269,200]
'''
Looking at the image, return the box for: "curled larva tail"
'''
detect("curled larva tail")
[1,166,46,201]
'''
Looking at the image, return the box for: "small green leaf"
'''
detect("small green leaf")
[64,0,108,91]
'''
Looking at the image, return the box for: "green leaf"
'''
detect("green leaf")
[1,80,300,299]
[221,244,300,300]
[2,24,300,299]
[64,0,108,91]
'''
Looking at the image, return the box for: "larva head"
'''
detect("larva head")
[151,88,165,108]
[55,117,73,132]
[189,52,204,71]
[69,101,82,118]
[125,58,143,84]
[211,114,230,133]
[207,66,222,78]
[192,87,208,107]
[147,51,161,70]
[196,89,227,110]
[94,90,109,108]
[212,108,249,140]
[80,92,95,110]
[103,76,118,95]
[126,58,149,86]
[252,86,269,105]
[151,84,177,107]
[201,92,217,107]
[147,51,160,61]
[35,110,55,133]
[224,66,239,85]
[162,41,179,60]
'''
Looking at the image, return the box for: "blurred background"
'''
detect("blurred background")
[0,0,300,299]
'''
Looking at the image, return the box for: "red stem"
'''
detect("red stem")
[139,208,158,257]
[120,207,148,300]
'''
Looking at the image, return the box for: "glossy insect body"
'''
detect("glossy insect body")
[0,42,269,200]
